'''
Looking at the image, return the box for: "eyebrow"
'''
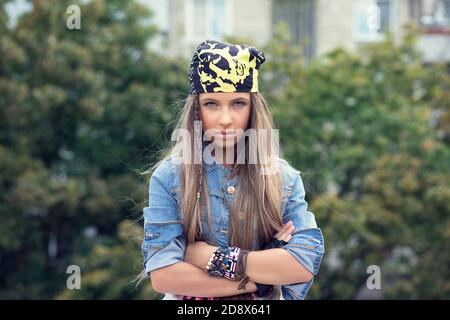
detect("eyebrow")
[201,97,249,103]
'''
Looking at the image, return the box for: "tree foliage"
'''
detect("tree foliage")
[0,0,185,299]
[1,2,449,299]
[263,24,450,299]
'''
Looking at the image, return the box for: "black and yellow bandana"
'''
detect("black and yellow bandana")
[188,39,266,94]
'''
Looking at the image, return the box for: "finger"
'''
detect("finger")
[274,221,293,238]
[274,224,288,238]
[280,234,292,242]
[277,225,295,241]
[287,224,295,234]
[279,232,292,242]
[274,225,287,238]
[279,224,295,237]
[280,226,295,241]
[276,224,292,240]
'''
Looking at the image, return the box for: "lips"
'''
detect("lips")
[216,131,235,139]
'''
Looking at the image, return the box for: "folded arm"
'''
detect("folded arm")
[150,261,257,297]
[183,240,313,286]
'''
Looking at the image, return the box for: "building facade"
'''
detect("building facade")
[145,0,450,63]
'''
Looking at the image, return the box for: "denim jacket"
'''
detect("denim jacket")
[141,150,325,300]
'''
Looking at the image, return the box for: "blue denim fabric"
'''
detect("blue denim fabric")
[142,151,325,300]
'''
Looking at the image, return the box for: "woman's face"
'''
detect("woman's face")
[198,92,251,150]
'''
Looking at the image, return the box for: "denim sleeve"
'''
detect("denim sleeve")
[141,159,186,276]
[280,171,325,300]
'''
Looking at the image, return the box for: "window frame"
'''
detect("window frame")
[352,0,396,43]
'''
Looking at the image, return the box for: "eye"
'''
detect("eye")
[204,101,217,108]
[233,101,246,108]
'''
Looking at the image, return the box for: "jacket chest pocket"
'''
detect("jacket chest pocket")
[200,215,228,246]
[171,187,229,246]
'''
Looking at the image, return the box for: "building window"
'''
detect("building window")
[353,0,395,42]
[145,0,170,54]
[211,0,225,38]
[420,0,450,29]
[193,0,207,38]
[150,0,170,33]
[4,0,33,29]
[273,0,316,62]
[187,0,230,45]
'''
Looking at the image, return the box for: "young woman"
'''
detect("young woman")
[141,40,324,300]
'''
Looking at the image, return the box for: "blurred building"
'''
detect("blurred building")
[144,0,450,64]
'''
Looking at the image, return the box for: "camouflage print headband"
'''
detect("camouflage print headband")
[188,39,266,94]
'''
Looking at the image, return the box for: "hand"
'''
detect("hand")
[273,221,295,243]
[253,221,296,298]
[184,241,218,269]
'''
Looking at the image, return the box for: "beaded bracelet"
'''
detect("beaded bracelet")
[223,246,241,280]
[205,247,227,278]
[205,246,248,282]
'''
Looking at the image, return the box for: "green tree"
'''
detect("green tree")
[264,26,450,299]
[0,0,187,299]
[2,0,449,300]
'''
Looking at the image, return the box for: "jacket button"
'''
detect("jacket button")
[226,186,235,195]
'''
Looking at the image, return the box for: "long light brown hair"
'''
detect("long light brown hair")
[149,92,284,250]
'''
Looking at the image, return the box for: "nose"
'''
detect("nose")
[219,108,232,127]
